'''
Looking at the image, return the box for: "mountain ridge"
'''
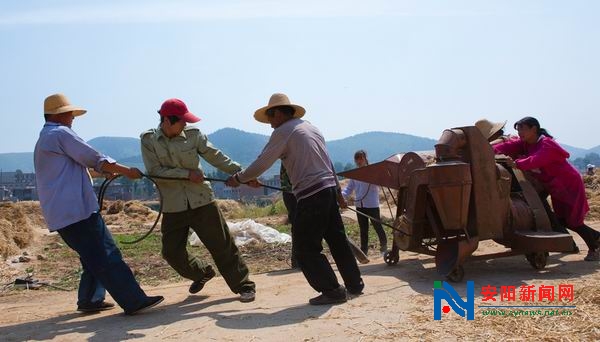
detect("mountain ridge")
[1,128,598,175]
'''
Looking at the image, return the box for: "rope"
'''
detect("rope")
[98,173,409,242]
[98,174,163,244]
[97,173,279,244]
[386,187,397,206]
[382,187,395,219]
[344,206,411,236]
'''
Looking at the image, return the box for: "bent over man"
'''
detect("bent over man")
[226,93,364,305]
[141,98,256,302]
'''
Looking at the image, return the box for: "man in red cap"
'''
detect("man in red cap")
[140,98,256,302]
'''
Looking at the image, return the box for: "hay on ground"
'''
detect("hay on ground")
[217,199,243,218]
[0,202,37,259]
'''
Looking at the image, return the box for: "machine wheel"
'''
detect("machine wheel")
[446,265,464,283]
[384,250,399,265]
[526,252,548,270]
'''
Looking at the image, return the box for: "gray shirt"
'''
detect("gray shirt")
[236,118,336,200]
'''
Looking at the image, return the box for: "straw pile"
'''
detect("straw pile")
[583,173,600,191]
[0,202,38,259]
[217,199,243,219]
[101,200,158,227]
[354,282,600,341]
[585,174,600,221]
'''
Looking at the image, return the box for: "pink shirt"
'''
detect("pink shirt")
[493,136,589,227]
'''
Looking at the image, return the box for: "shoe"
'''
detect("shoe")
[124,296,164,315]
[584,249,599,261]
[309,293,348,305]
[77,301,115,313]
[189,267,216,294]
[567,242,580,254]
[346,280,364,296]
[309,286,347,305]
[239,290,256,303]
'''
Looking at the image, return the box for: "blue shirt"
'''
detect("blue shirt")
[342,179,380,208]
[34,123,115,231]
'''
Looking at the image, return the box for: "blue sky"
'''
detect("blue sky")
[1,0,599,153]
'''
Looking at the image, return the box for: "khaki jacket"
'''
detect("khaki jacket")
[141,126,241,213]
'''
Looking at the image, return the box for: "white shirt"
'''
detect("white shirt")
[342,179,380,208]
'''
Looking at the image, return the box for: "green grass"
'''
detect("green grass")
[270,223,291,234]
[29,205,396,290]
[342,219,395,252]
[115,233,185,285]
[114,233,162,257]
[270,219,393,253]
[38,232,183,288]
[229,199,288,219]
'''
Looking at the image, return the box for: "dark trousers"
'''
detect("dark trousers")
[293,187,364,294]
[356,207,388,253]
[541,193,600,250]
[282,191,299,267]
[161,202,255,294]
[558,219,600,250]
[57,213,148,312]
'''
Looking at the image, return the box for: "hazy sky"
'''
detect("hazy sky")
[1,0,599,153]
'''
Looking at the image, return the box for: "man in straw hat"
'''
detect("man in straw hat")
[474,118,509,144]
[226,93,364,305]
[140,98,256,303]
[34,93,164,315]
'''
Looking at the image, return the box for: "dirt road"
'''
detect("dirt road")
[1,224,599,342]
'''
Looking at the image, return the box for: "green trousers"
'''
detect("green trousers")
[161,201,255,294]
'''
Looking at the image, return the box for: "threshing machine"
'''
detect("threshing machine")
[338,126,574,281]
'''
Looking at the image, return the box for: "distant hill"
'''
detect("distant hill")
[87,137,142,161]
[327,131,436,164]
[207,128,271,167]
[589,144,600,155]
[0,153,34,173]
[116,128,279,177]
[562,144,590,160]
[2,128,598,174]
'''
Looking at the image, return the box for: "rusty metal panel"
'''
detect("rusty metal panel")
[506,196,536,244]
[396,168,430,251]
[512,231,574,252]
[427,162,472,231]
[511,169,552,232]
[338,152,429,189]
[453,126,505,240]
[341,124,578,277]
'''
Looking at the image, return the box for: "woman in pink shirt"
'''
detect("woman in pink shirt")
[493,117,599,261]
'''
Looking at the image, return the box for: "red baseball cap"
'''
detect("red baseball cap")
[157,98,201,123]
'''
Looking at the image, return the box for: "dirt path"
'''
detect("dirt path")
[1,224,599,342]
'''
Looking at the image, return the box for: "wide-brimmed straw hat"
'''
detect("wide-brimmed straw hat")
[475,119,506,140]
[44,93,87,116]
[254,93,306,124]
